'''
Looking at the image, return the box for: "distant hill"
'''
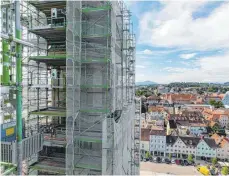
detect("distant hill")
[136,81,157,86]
[224,82,229,86]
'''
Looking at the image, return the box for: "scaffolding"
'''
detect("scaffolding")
[1,0,138,175]
[65,1,138,175]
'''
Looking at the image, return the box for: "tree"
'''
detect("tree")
[211,157,217,165]
[215,101,224,108]
[209,99,224,108]
[145,151,151,159]
[168,153,172,160]
[209,99,216,105]
[221,166,229,175]
[145,91,153,97]
[187,154,193,163]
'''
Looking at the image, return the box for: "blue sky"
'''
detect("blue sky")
[126,1,229,84]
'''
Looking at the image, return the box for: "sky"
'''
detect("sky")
[126,0,229,84]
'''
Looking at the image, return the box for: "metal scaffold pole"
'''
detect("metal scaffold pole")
[15,0,23,175]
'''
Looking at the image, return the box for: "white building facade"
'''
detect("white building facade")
[189,125,208,136]
[196,138,217,159]
[150,132,166,157]
[219,115,229,129]
[166,136,199,158]
[216,139,229,160]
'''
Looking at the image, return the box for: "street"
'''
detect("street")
[140,162,202,175]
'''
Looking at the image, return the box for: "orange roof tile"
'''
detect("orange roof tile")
[141,128,150,141]
[219,138,229,148]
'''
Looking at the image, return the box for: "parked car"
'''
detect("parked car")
[161,158,165,163]
[184,160,189,166]
[188,160,195,166]
[156,157,161,163]
[197,166,210,175]
[175,159,180,165]
[143,158,147,162]
[165,158,171,164]
[180,160,184,166]
[171,159,175,164]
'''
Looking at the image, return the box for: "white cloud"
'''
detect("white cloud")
[163,67,189,73]
[136,65,146,68]
[139,1,229,50]
[158,52,229,83]
[180,53,197,59]
[137,48,182,56]
[142,49,153,55]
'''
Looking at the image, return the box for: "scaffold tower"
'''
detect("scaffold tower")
[1,0,138,175]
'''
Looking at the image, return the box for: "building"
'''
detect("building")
[157,85,169,94]
[218,115,229,129]
[203,108,229,121]
[205,93,224,104]
[167,120,178,135]
[217,138,229,160]
[141,128,150,157]
[211,133,229,160]
[166,136,178,158]
[184,104,212,112]
[150,130,166,157]
[147,95,160,105]
[165,136,200,158]
[148,112,164,121]
[1,1,138,175]
[163,93,197,104]
[196,137,217,160]
[189,123,208,136]
[222,91,229,108]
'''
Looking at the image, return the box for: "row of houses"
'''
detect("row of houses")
[146,92,226,105]
[141,128,229,161]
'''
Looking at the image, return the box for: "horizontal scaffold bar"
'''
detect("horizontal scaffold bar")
[80,85,110,89]
[75,163,101,171]
[30,110,66,117]
[0,162,16,166]
[29,55,66,60]
[82,34,111,38]
[30,165,65,174]
[82,5,111,13]
[81,58,110,63]
[76,137,102,143]
[80,109,110,113]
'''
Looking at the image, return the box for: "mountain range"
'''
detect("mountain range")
[136,81,157,86]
